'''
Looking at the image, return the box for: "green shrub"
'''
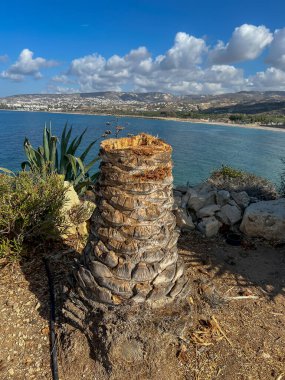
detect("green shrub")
[0,170,66,260]
[209,165,278,200]
[214,165,244,179]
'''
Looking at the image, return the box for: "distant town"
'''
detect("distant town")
[1,91,285,126]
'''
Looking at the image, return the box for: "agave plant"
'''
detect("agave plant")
[22,123,101,193]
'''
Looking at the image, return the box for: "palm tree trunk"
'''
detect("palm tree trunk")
[76,134,189,306]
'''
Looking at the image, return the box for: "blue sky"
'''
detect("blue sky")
[0,0,285,96]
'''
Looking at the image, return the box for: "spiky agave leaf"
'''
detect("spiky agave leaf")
[22,123,102,194]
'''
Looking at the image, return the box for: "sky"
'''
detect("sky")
[0,0,285,96]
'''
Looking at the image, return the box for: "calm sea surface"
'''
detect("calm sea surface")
[1,110,285,186]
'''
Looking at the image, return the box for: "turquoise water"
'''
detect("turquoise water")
[1,110,285,186]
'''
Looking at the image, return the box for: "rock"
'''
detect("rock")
[231,191,250,209]
[181,192,190,208]
[227,199,239,207]
[240,199,285,241]
[62,181,81,210]
[81,200,96,220]
[174,185,188,194]
[173,195,182,210]
[193,182,215,194]
[196,204,220,218]
[218,204,242,225]
[174,208,195,231]
[181,187,197,208]
[215,210,229,225]
[187,191,216,212]
[76,222,88,236]
[216,190,231,206]
[197,217,222,237]
[60,182,95,238]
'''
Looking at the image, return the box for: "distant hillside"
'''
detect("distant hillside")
[79,91,176,103]
[1,90,285,116]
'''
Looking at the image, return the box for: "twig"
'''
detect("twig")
[226,295,259,300]
[211,315,233,347]
[225,286,235,295]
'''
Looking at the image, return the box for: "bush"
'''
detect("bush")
[0,171,66,260]
[208,165,278,200]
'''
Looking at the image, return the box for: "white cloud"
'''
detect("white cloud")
[209,24,273,64]
[62,31,248,95]
[47,84,79,94]
[52,74,74,84]
[1,49,58,81]
[159,32,207,69]
[5,24,285,95]
[249,67,285,90]
[265,28,285,70]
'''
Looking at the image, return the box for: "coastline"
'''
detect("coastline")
[1,108,285,133]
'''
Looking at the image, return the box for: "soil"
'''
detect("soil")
[0,232,285,380]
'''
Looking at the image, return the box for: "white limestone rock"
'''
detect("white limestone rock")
[216,190,231,206]
[231,191,250,209]
[174,185,188,194]
[187,191,216,212]
[218,204,242,225]
[174,208,195,231]
[180,187,197,208]
[215,210,229,225]
[193,182,215,194]
[197,217,222,238]
[61,181,95,238]
[173,195,182,210]
[196,204,220,219]
[240,199,285,241]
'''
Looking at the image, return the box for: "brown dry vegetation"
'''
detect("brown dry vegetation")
[101,133,172,155]
[0,232,284,380]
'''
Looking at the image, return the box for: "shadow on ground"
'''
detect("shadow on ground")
[19,231,285,379]
[19,239,112,378]
[178,231,285,300]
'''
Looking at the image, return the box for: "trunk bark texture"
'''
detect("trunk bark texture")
[76,134,189,306]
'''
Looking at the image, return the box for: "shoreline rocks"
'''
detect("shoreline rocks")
[173,182,284,241]
[240,199,285,241]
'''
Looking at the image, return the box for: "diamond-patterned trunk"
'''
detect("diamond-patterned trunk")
[76,134,189,305]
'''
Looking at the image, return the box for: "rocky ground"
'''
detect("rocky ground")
[0,232,285,380]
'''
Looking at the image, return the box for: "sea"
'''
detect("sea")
[1,110,285,186]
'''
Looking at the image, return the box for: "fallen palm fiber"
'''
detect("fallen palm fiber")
[190,315,232,347]
[76,133,189,306]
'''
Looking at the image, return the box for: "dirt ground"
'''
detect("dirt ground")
[0,232,285,380]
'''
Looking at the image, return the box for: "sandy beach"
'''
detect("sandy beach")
[119,114,285,133]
